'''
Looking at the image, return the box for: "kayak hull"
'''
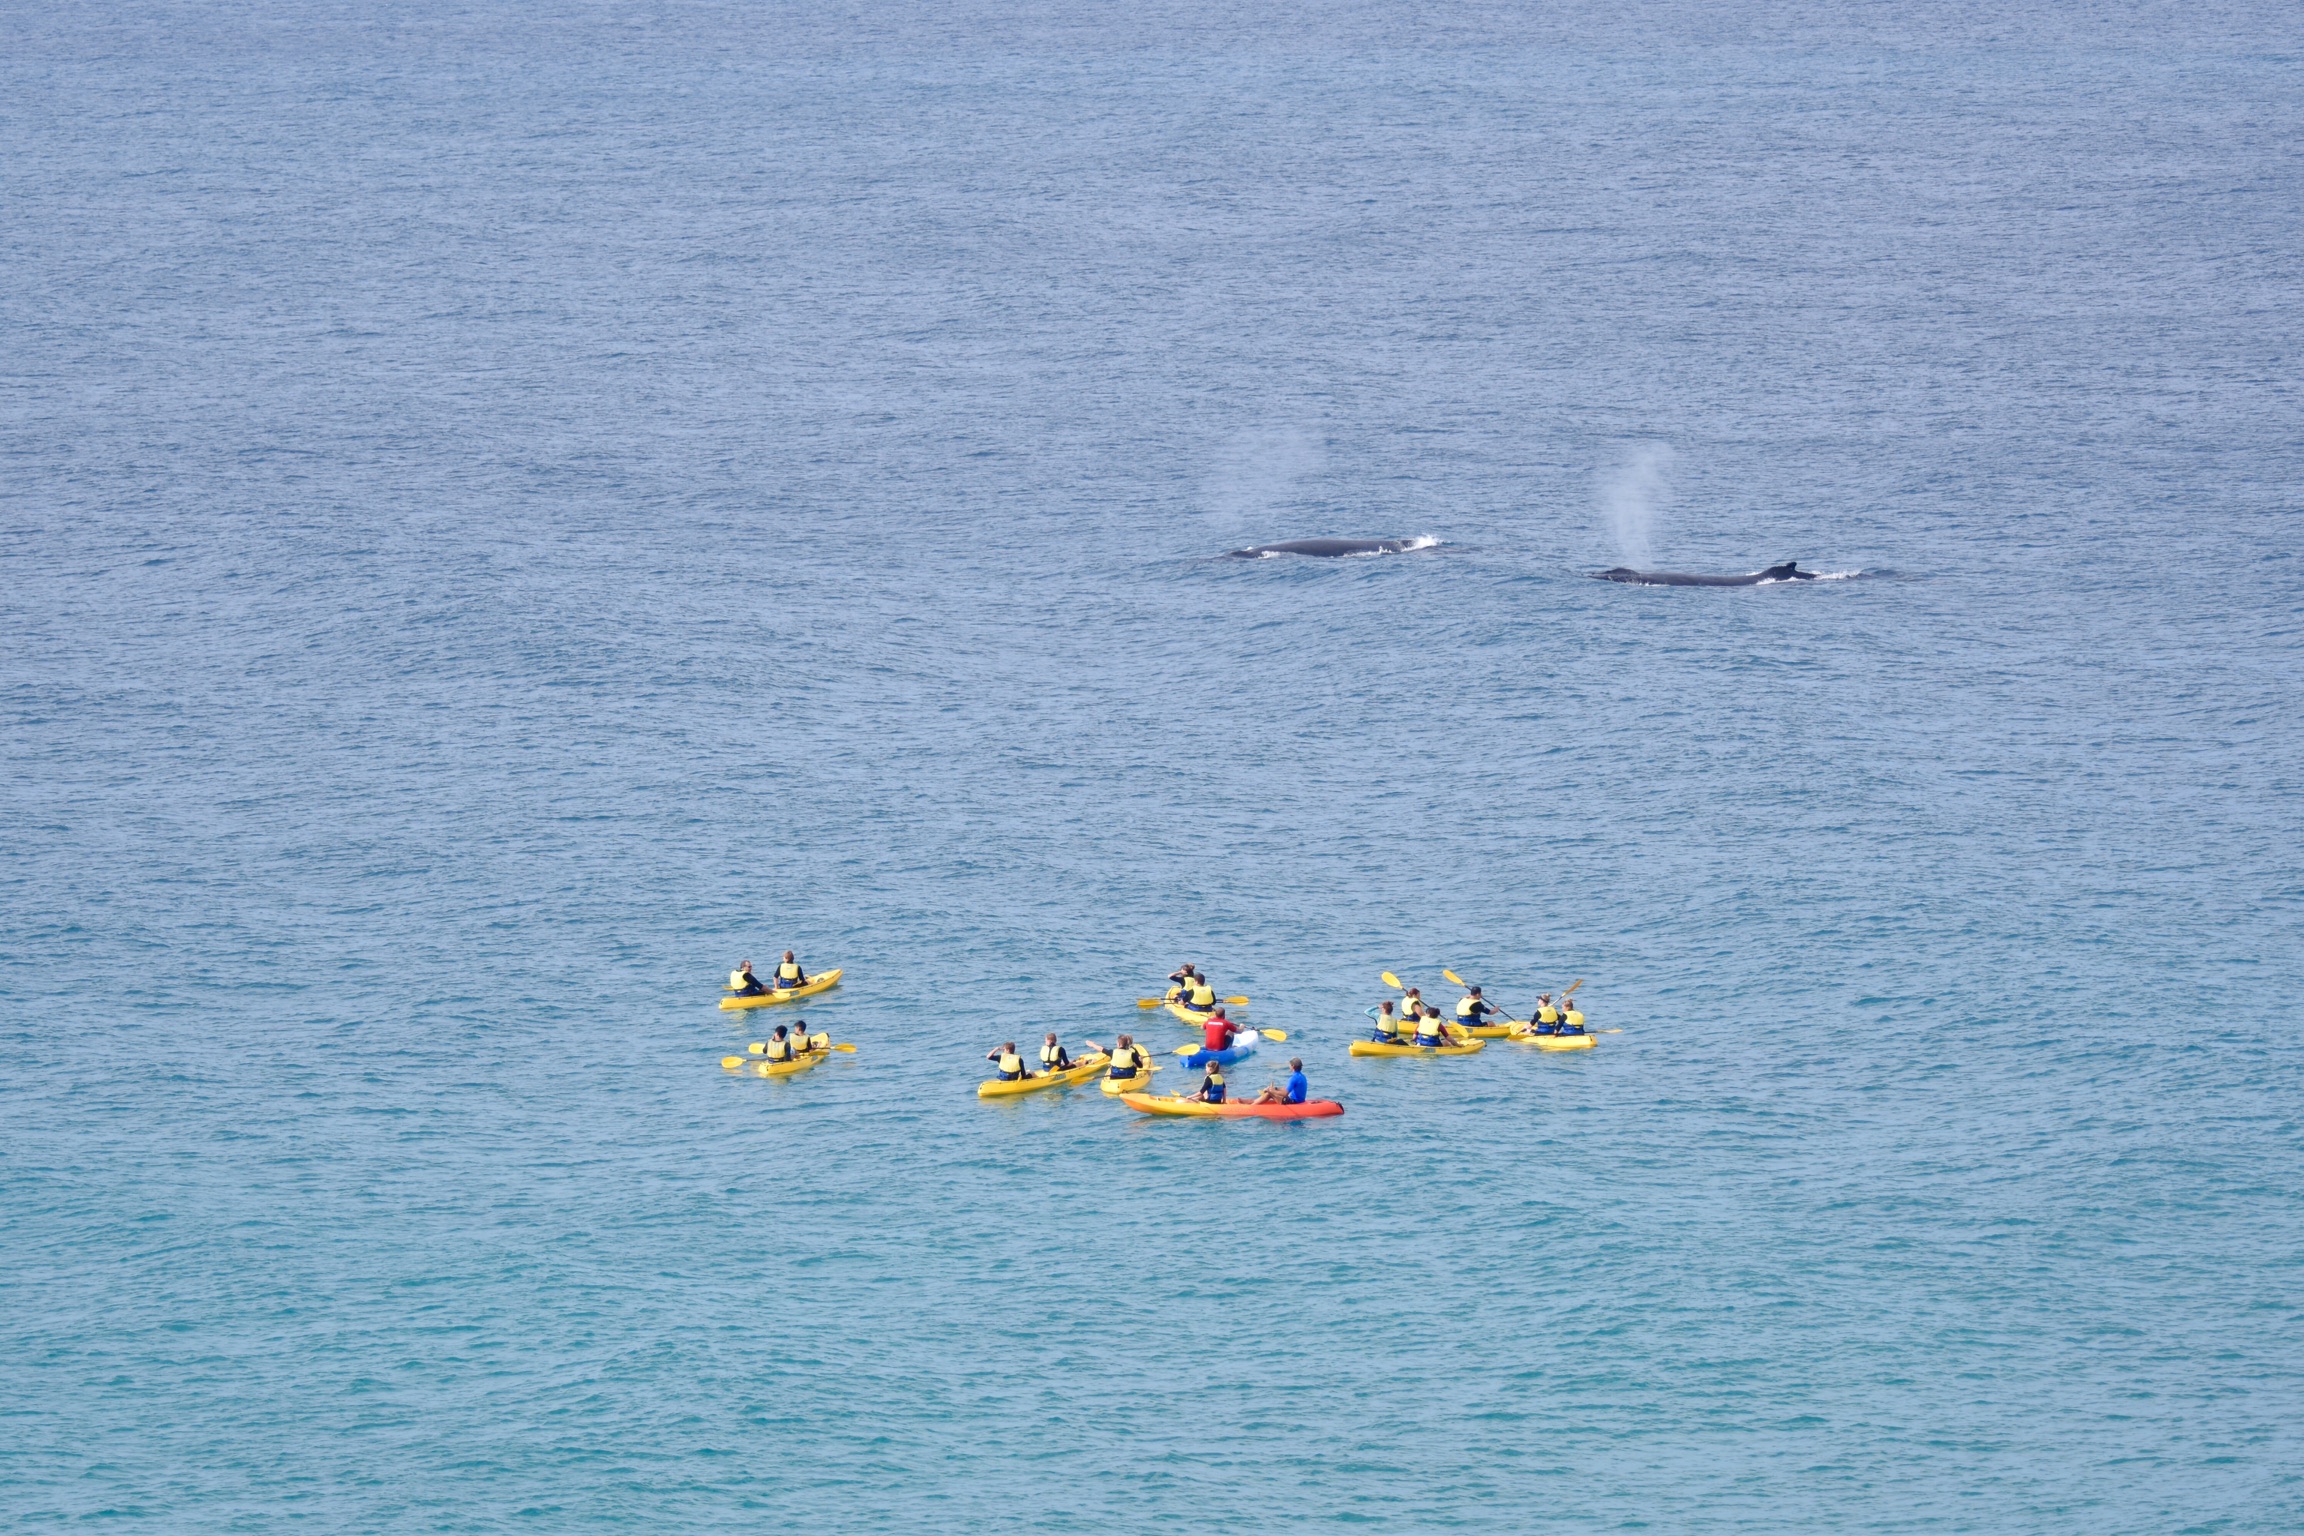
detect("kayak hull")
[1165,1001,1218,1026]
[720,968,843,1010]
[979,1053,1112,1099]
[1099,1066,1161,1096]
[718,1048,835,1078]
[1511,1031,1597,1051]
[1348,1039,1486,1058]
[1119,1092,1343,1121]
[1178,1036,1259,1070]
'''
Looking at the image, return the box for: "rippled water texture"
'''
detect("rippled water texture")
[5,2,2301,1529]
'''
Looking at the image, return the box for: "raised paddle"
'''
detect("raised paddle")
[1380,971,1405,991]
[1442,968,1468,988]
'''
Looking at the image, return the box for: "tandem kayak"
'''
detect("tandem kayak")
[1510,1030,1597,1051]
[1099,1064,1161,1096]
[719,968,843,1010]
[720,1047,840,1078]
[1348,1038,1486,1058]
[1165,1000,1219,1026]
[1118,1092,1343,1121]
[1177,1033,1259,1070]
[978,1053,1112,1099]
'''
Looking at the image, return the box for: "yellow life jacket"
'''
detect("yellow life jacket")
[1187,980,1215,1008]
[1538,1003,1559,1024]
[1564,1008,1584,1029]
[1040,1042,1065,1067]
[1414,1015,1445,1042]
[764,1037,791,1061]
[1205,1067,1225,1088]
[776,961,803,984]
[1112,1045,1140,1071]
[729,970,749,991]
[805,1033,828,1053]
[998,1051,1023,1075]
[1375,1010,1399,1037]
[1456,995,1481,1020]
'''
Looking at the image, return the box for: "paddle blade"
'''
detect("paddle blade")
[1173,1044,1196,1056]
[1380,971,1404,991]
[1137,999,1160,1008]
[748,1043,767,1055]
[720,1056,745,1069]
[1224,996,1250,1006]
[1259,1029,1288,1042]
[832,1043,857,1053]
[1442,969,1466,988]
[1564,978,1585,997]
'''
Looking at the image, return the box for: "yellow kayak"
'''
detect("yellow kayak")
[1510,1030,1597,1051]
[720,1047,839,1078]
[1099,1064,1161,1096]
[1447,1020,1521,1039]
[979,1053,1111,1099]
[1165,1000,1221,1026]
[719,968,843,1010]
[1348,1038,1486,1058]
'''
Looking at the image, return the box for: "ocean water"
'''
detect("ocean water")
[5,2,2302,1529]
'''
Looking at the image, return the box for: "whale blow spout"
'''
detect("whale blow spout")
[1226,537,1432,559]
[1594,561,1817,587]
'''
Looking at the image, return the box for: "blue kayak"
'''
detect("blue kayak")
[1179,1035,1259,1070]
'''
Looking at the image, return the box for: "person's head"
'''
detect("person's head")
[1002,1041,1016,1052]
[1469,986,1482,998]
[1378,1000,1394,1014]
[1044,1032,1058,1044]
[772,1025,787,1038]
[739,959,752,970]
[1118,1033,1132,1047]
[782,949,795,960]
[1212,1007,1227,1020]
[1289,1057,1303,1071]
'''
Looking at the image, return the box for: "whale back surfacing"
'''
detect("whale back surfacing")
[1228,537,1415,559]
[1595,562,1814,586]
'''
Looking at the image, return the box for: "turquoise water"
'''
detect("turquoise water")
[6,3,2302,1529]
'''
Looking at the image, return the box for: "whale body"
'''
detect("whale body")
[1227,537,1421,559]
[1594,561,1817,587]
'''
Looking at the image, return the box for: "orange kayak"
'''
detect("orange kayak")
[1117,1093,1342,1121]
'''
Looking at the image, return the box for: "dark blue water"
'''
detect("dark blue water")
[6,3,2301,1529]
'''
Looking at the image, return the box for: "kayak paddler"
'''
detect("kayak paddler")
[1370,999,1403,1043]
[1560,1001,1587,1035]
[986,1041,1031,1081]
[1250,1058,1309,1106]
[762,1024,795,1062]
[1166,962,1197,998]
[1454,986,1498,1029]
[1192,1061,1227,1104]
[794,1020,828,1054]
[1107,1034,1148,1080]
[1201,1007,1239,1054]
[1038,1033,1074,1072]
[1182,974,1218,1012]
[1412,1005,1448,1047]
[729,960,768,996]
[774,951,808,990]
[1532,994,1560,1034]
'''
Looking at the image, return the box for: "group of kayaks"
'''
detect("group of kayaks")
[712,960,1606,1120]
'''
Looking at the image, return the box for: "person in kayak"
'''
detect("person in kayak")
[761,1024,795,1062]
[773,951,808,990]
[1192,1062,1227,1104]
[1560,1000,1587,1035]
[795,1021,828,1054]
[1370,999,1403,1043]
[1038,1033,1074,1072]
[985,1042,1031,1081]
[1107,1035,1148,1080]
[1250,1058,1310,1105]
[1166,963,1198,998]
[1531,994,1559,1034]
[1181,973,1218,1012]
[1413,1005,1450,1047]
[729,960,768,996]
[1202,1008,1239,1054]
[1454,986,1498,1031]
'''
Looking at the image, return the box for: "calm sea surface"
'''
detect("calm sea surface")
[5,2,2301,1529]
